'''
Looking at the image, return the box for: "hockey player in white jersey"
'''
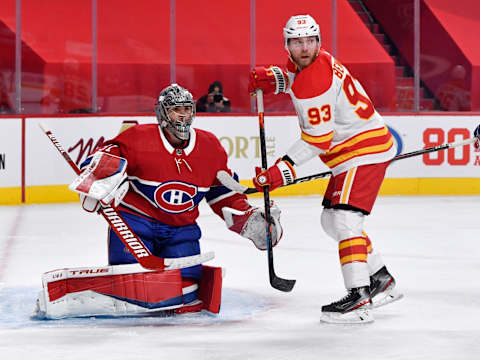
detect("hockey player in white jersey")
[248,14,403,324]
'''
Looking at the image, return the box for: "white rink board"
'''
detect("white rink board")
[5,114,480,188]
[26,116,149,186]
[0,118,22,187]
[385,115,480,178]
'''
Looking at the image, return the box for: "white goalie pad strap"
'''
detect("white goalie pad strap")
[69,152,128,202]
[34,263,184,319]
[286,139,324,166]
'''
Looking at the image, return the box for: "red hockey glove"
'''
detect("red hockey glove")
[253,159,296,192]
[248,66,289,95]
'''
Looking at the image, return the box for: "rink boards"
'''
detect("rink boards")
[0,114,479,204]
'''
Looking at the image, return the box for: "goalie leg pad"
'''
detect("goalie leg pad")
[33,264,185,319]
[174,265,223,315]
[199,265,223,314]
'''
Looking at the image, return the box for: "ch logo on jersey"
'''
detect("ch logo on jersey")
[154,181,198,213]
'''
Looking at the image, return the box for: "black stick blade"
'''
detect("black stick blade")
[270,275,296,292]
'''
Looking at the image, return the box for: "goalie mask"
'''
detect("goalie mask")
[155,84,196,141]
[283,14,321,50]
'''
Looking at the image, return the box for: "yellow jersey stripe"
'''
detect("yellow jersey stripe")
[301,130,334,144]
[324,137,394,168]
[328,126,389,155]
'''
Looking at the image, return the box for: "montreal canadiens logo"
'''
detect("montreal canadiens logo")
[154,181,198,213]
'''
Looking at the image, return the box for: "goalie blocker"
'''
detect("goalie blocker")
[33,263,223,319]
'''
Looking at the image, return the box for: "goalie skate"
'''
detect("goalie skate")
[370,266,403,308]
[320,286,374,324]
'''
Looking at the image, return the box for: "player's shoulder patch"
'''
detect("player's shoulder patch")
[291,50,333,99]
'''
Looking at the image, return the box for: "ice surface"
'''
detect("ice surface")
[1,196,480,359]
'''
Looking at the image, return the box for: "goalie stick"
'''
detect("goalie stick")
[39,122,214,271]
[218,135,479,195]
[255,89,296,292]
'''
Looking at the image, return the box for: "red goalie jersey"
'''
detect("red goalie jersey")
[94,123,249,226]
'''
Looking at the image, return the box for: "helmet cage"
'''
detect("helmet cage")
[155,84,196,140]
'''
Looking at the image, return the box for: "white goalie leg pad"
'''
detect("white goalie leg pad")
[32,264,185,319]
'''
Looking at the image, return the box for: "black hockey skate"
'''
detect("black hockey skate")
[320,286,373,324]
[369,266,404,308]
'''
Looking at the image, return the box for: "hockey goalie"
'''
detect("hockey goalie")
[33,84,283,319]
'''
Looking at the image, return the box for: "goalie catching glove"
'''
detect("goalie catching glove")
[222,202,283,250]
[69,152,129,212]
[248,66,289,95]
[253,158,296,192]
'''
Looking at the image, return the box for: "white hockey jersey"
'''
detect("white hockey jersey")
[285,49,396,175]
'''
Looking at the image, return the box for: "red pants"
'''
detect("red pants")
[323,161,389,214]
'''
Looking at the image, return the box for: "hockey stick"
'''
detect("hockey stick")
[39,122,214,271]
[218,135,479,195]
[255,89,296,292]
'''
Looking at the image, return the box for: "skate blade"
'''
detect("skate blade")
[320,307,374,324]
[372,288,404,309]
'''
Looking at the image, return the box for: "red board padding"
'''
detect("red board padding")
[198,265,223,314]
[47,269,183,304]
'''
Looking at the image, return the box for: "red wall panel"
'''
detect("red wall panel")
[365,0,480,111]
[0,0,396,113]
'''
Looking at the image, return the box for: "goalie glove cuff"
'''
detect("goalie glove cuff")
[80,194,101,213]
